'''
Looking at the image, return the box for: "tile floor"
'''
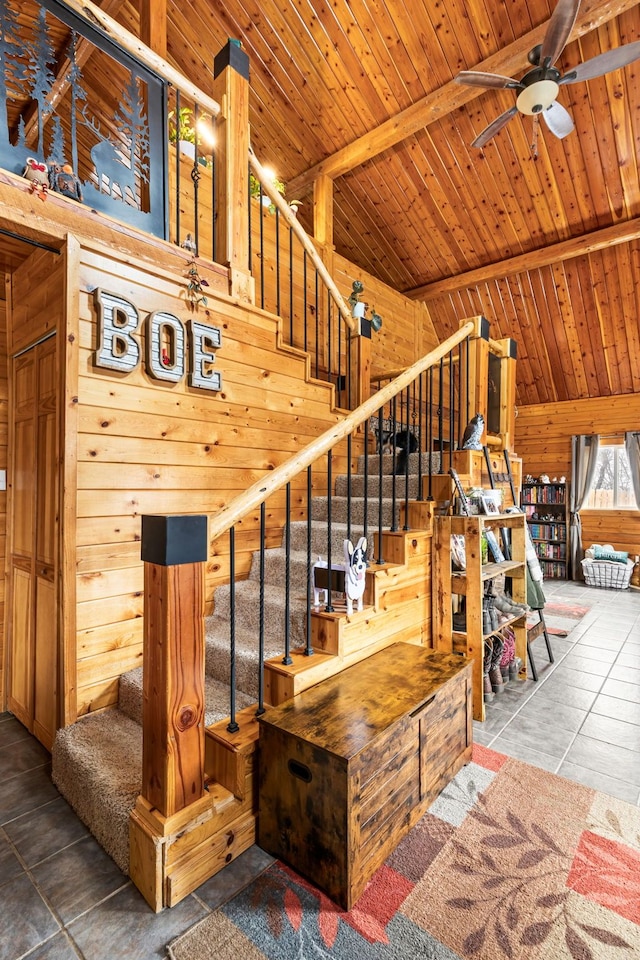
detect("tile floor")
[1,579,640,959]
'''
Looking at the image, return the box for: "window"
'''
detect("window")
[585,444,635,509]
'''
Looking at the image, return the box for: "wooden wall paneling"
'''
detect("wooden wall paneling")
[0,299,6,711]
[515,395,640,556]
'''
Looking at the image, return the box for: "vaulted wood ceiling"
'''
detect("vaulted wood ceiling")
[99,2,640,405]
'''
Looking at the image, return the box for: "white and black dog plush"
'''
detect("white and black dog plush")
[343,537,367,615]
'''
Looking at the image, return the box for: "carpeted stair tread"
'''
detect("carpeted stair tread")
[247,547,311,589]
[205,616,299,697]
[118,666,255,727]
[334,474,421,498]
[356,450,441,474]
[212,579,308,646]
[52,709,141,875]
[312,495,401,527]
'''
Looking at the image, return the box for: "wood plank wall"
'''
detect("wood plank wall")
[74,240,353,716]
[0,300,6,709]
[515,396,640,556]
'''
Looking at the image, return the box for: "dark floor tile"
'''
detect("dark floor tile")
[557,762,639,804]
[19,933,82,960]
[558,653,611,677]
[579,713,640,754]
[0,717,32,749]
[67,884,207,960]
[0,736,50,781]
[488,737,560,773]
[517,696,587,734]
[4,797,89,867]
[31,834,128,925]
[564,734,640,787]
[532,677,597,712]
[491,713,576,759]
[194,845,274,910]
[544,665,604,693]
[600,677,640,705]
[609,662,640,685]
[0,873,59,960]
[0,831,25,887]
[0,765,58,825]
[591,694,640,726]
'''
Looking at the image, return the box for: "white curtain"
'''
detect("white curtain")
[570,434,600,580]
[625,432,640,509]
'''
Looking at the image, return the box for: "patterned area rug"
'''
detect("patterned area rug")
[168,744,640,960]
[530,600,592,638]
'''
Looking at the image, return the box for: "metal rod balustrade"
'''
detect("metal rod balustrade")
[283,483,293,665]
[257,503,266,716]
[227,526,239,734]
[390,395,398,533]
[377,407,384,564]
[325,449,334,612]
[305,467,313,658]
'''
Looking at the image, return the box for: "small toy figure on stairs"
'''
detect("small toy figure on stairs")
[344,537,367,615]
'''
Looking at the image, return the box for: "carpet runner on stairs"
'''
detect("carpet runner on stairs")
[51,450,441,876]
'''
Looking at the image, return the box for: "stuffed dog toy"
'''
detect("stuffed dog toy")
[344,536,367,615]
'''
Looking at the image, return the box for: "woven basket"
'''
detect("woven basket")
[581,558,634,590]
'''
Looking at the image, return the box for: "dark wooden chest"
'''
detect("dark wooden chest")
[257,642,472,909]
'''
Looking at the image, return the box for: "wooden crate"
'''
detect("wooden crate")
[257,643,472,909]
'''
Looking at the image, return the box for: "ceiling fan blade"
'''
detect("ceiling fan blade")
[559,40,640,84]
[542,100,575,138]
[471,106,519,148]
[455,70,523,90]
[539,0,581,66]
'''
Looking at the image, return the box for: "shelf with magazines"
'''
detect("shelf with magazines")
[521,481,569,579]
[433,512,527,723]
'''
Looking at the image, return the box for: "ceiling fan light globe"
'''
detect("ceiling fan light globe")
[516,79,559,115]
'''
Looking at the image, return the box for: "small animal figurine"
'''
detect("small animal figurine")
[23,157,49,200]
[461,413,485,450]
[48,162,83,202]
[344,536,367,615]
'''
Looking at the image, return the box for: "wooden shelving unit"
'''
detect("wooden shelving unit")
[521,482,569,579]
[433,512,527,721]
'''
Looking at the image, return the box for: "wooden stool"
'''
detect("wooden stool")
[527,609,554,681]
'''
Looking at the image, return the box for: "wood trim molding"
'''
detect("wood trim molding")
[406,217,640,300]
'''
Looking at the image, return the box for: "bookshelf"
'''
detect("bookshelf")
[521,481,569,580]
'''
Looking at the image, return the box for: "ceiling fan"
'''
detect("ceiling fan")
[455,0,640,148]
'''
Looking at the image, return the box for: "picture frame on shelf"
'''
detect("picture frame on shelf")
[484,529,505,563]
[481,495,500,516]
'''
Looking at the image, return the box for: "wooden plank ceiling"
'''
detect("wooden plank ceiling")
[87,2,640,404]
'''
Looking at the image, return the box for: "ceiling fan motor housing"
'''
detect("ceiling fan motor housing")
[515,66,561,114]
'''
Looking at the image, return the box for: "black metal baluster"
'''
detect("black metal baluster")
[275,208,281,320]
[192,104,200,255]
[315,271,320,379]
[418,373,424,502]
[390,395,398,532]
[327,291,332,391]
[377,407,385,563]
[337,307,342,407]
[282,483,293,665]
[227,526,239,733]
[256,503,266,716]
[346,432,352,544]
[174,90,180,247]
[428,365,434,500]
[438,357,444,468]
[305,465,314,657]
[325,449,334,611]
[259,183,265,309]
[289,226,294,345]
[363,417,369,544]
[403,386,410,530]
[303,252,308,353]
[449,347,454,471]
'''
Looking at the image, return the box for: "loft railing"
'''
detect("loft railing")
[6,0,355,398]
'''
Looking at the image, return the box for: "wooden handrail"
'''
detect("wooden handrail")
[209,321,475,542]
[248,148,355,331]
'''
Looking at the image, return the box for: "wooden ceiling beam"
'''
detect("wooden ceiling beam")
[287,0,640,197]
[406,216,640,299]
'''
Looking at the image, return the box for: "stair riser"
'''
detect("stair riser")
[335,475,421,498]
[356,451,441,474]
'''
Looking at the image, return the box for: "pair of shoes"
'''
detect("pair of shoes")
[452,611,466,631]
[483,639,494,702]
[509,656,522,680]
[483,595,500,632]
[488,634,505,694]
[494,594,528,618]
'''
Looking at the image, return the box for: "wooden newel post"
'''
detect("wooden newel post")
[212,40,254,302]
[140,514,208,818]
[348,316,372,409]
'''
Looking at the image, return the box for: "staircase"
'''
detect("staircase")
[51,448,439,889]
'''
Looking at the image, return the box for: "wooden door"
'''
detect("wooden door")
[7,334,58,749]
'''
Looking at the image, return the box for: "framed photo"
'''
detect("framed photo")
[481,495,500,515]
[484,529,505,563]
